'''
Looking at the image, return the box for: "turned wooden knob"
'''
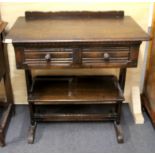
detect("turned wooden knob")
[103,52,110,61]
[45,54,51,61]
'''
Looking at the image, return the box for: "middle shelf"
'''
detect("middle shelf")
[28,75,124,104]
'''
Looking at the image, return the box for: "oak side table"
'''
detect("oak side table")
[5,11,149,144]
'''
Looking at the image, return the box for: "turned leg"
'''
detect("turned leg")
[114,101,124,143]
[114,121,124,143]
[115,102,122,124]
[28,101,37,144]
[113,68,126,143]
[28,122,37,144]
[119,68,126,92]
[24,70,37,144]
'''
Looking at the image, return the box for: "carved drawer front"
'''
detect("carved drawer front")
[21,48,74,68]
[15,45,139,69]
[81,46,136,67]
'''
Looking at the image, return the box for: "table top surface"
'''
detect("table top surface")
[5,16,150,43]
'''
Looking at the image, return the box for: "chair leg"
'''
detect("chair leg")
[0,129,5,147]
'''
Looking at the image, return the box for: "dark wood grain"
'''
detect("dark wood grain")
[25,11,124,20]
[29,76,124,103]
[5,11,150,43]
[14,44,140,69]
[33,104,118,122]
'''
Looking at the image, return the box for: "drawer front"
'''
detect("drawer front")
[17,48,74,69]
[82,47,130,67]
[14,44,139,69]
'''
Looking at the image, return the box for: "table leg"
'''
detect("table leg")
[119,68,127,91]
[25,70,37,144]
[28,101,37,144]
[114,121,124,143]
[28,122,37,144]
[113,68,126,143]
[28,97,38,144]
[113,101,124,143]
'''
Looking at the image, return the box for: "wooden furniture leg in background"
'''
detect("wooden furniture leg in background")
[0,33,14,147]
[0,70,14,146]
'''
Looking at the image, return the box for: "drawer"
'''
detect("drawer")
[14,44,140,69]
[81,46,136,67]
[16,48,74,69]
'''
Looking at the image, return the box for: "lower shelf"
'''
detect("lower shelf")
[29,75,124,104]
[27,75,124,143]
[34,104,118,122]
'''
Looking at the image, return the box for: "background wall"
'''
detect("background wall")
[0,2,151,104]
